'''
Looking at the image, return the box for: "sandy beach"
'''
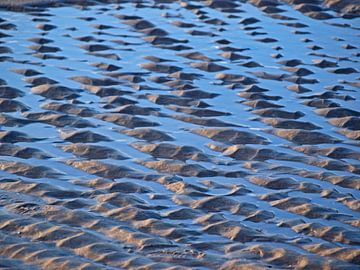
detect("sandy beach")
[0,0,359,269]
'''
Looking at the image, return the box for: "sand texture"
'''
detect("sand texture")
[0,0,359,269]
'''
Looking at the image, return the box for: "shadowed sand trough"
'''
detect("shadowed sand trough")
[0,0,359,269]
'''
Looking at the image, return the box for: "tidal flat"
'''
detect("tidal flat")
[0,0,359,269]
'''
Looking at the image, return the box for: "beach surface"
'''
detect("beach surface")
[0,0,359,269]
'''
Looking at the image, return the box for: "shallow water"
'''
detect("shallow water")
[0,1,359,269]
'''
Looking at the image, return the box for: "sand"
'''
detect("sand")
[0,0,359,269]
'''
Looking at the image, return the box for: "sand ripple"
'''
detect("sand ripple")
[0,0,359,269]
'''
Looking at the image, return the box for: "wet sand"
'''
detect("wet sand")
[0,0,359,269]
